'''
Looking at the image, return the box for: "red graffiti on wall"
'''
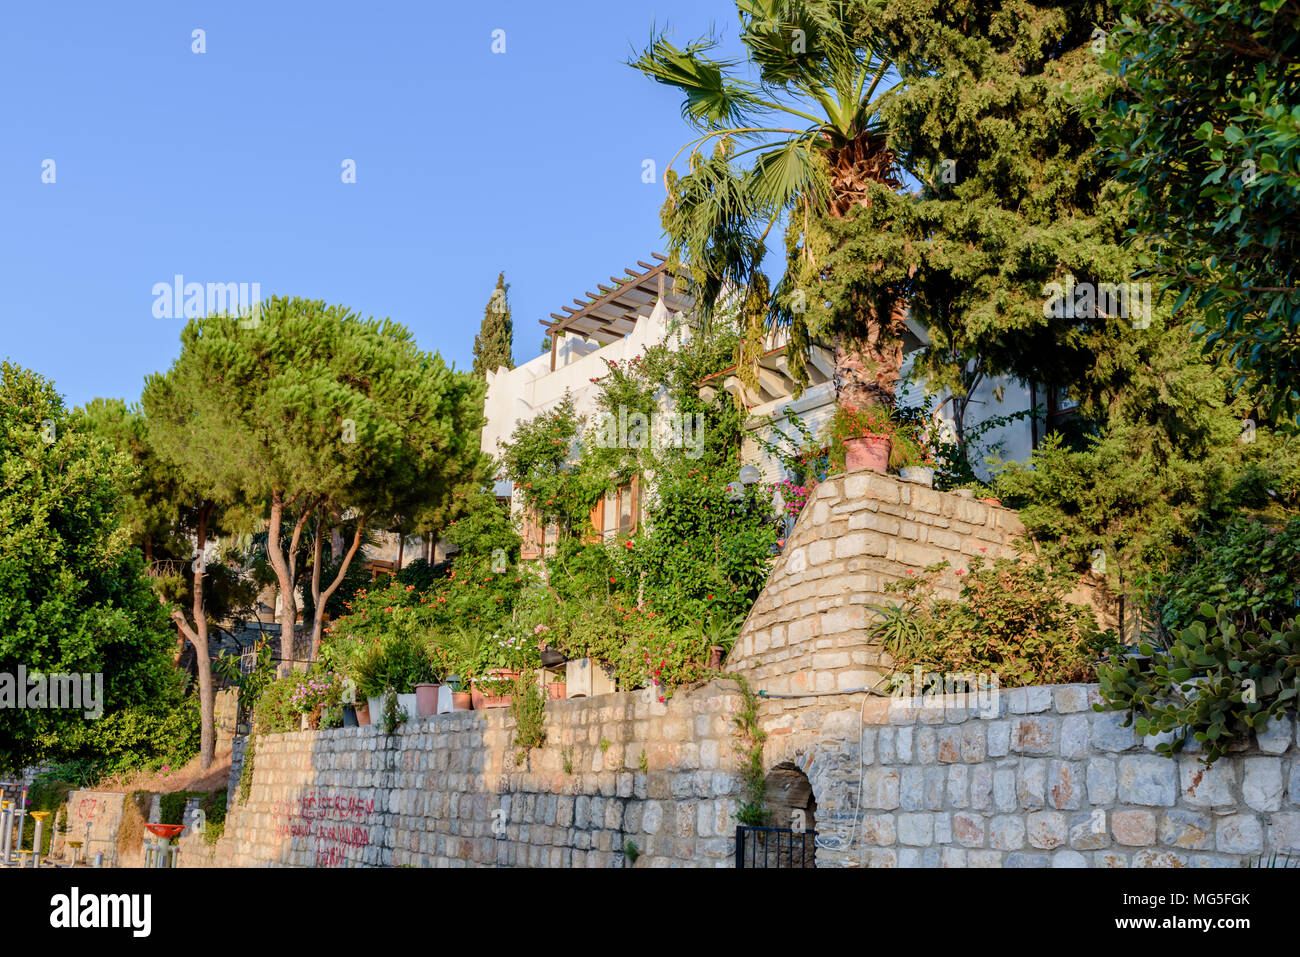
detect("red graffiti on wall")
[273,790,373,867]
[74,797,100,823]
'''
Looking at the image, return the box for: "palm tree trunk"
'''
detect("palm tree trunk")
[832,301,907,408]
[825,130,906,409]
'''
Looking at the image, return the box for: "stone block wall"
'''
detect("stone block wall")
[181,680,745,868]
[728,471,1036,695]
[759,683,1300,868]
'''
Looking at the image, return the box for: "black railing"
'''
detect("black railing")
[734,826,817,868]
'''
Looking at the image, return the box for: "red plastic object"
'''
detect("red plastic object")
[144,823,186,840]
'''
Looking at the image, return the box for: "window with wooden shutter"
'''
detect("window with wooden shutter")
[601,476,641,539]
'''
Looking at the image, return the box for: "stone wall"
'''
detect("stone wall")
[758,683,1300,868]
[181,680,745,868]
[728,470,1035,695]
[182,678,1300,868]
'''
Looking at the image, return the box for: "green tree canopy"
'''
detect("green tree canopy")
[0,362,184,772]
[144,297,487,667]
[810,0,1138,435]
[1089,0,1300,422]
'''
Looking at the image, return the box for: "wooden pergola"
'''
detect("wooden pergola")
[539,252,693,371]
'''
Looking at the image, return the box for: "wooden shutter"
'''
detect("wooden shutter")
[585,497,605,544]
[520,507,542,560]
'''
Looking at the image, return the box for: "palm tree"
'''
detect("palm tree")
[632,0,905,409]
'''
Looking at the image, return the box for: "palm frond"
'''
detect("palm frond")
[746,139,829,219]
[630,35,769,131]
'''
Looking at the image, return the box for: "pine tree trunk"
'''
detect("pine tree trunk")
[309,521,365,662]
[266,492,298,675]
[193,504,215,771]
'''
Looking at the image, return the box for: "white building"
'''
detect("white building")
[481,252,1066,537]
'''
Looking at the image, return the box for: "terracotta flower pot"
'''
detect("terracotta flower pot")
[355,701,371,726]
[548,682,567,700]
[452,691,473,711]
[415,683,441,718]
[844,433,892,473]
[474,669,519,709]
[708,645,725,670]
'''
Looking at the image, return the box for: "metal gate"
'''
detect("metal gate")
[734,826,817,868]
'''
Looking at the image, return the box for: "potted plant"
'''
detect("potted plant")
[548,671,567,700]
[289,671,340,731]
[433,627,495,710]
[447,675,473,711]
[472,669,518,709]
[896,427,937,487]
[535,624,565,667]
[354,699,371,726]
[702,611,745,670]
[355,635,424,721]
[827,405,901,474]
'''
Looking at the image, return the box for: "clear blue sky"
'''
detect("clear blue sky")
[0,1,749,409]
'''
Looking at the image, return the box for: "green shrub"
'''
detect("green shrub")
[1154,517,1300,633]
[355,631,440,698]
[873,556,1116,687]
[54,695,201,779]
[254,671,342,734]
[509,670,547,762]
[1097,604,1300,764]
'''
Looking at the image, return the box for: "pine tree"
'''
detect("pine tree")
[472,272,514,377]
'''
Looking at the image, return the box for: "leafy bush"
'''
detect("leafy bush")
[394,558,442,591]
[1097,604,1300,764]
[874,556,1116,686]
[54,694,201,779]
[1154,517,1300,633]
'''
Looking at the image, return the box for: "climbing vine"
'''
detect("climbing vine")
[729,673,769,826]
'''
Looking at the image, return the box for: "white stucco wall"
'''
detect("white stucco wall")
[482,298,1038,494]
[480,299,688,482]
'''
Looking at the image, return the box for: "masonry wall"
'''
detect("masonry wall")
[728,470,1041,695]
[759,684,1300,868]
[180,680,744,868]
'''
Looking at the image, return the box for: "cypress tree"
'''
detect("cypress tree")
[472,272,514,377]
[809,0,1138,431]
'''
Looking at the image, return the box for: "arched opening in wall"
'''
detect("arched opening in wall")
[755,763,816,867]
